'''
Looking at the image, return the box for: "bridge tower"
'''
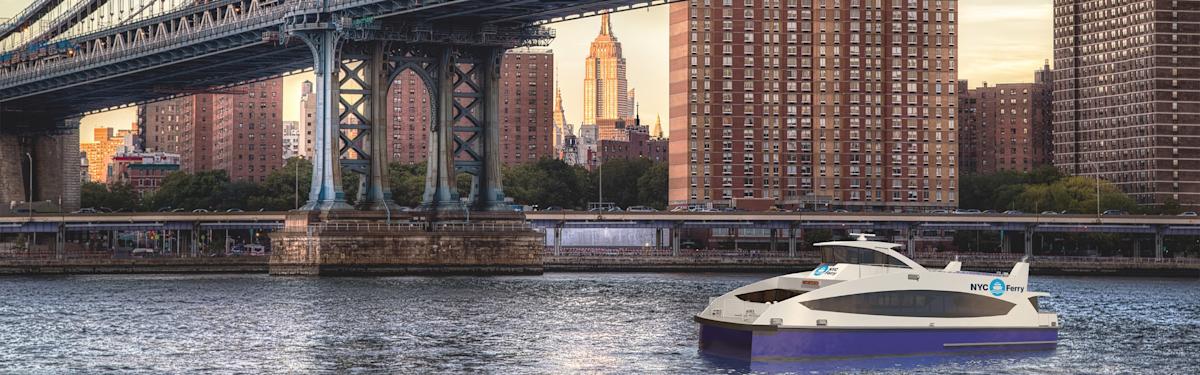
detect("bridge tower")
[268,14,551,275]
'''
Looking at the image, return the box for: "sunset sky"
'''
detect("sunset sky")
[0,1,1053,142]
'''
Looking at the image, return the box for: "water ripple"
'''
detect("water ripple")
[0,274,1196,373]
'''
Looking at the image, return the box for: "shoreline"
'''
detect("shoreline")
[0,255,1197,277]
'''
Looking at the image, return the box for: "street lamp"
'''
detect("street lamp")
[25,152,33,252]
[25,152,32,218]
[294,158,299,210]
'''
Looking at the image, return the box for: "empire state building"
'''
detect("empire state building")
[583,14,631,126]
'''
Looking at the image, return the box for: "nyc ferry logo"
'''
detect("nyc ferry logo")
[970,278,1024,296]
[812,264,831,276]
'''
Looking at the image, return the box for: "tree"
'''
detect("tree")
[80,182,140,211]
[504,158,590,209]
[258,157,312,210]
[636,162,669,209]
[144,170,231,211]
[388,163,427,207]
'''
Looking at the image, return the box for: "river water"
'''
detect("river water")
[0,273,1196,374]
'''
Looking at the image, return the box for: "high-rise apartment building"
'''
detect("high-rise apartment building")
[386,49,555,165]
[669,0,959,211]
[141,95,216,172]
[79,127,135,183]
[282,121,301,159]
[139,78,284,182]
[1054,0,1200,206]
[583,15,632,127]
[959,79,1052,174]
[212,79,284,183]
[299,80,317,159]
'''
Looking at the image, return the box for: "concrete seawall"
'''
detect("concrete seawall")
[1,254,1197,277]
[0,257,268,275]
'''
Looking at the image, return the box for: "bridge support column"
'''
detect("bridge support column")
[1024,226,1034,259]
[671,222,681,256]
[420,46,509,212]
[295,28,352,212]
[553,224,563,256]
[906,226,917,257]
[655,227,664,251]
[1155,225,1164,260]
[350,41,401,212]
[1000,230,1010,253]
[55,223,65,260]
[788,225,797,257]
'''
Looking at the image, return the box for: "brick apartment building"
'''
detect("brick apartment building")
[669,0,960,211]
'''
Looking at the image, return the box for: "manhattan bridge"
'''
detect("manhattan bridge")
[0,0,674,215]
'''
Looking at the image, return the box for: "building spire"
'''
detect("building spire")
[600,14,612,36]
[652,114,663,139]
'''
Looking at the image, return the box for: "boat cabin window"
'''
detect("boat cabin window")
[1029,297,1039,312]
[737,289,805,303]
[820,246,908,267]
[801,290,1016,318]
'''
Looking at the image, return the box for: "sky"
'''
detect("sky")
[0,0,1053,142]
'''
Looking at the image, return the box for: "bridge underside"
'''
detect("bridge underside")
[0,0,683,275]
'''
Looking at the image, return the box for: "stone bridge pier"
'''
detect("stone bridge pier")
[268,16,551,275]
[0,119,81,215]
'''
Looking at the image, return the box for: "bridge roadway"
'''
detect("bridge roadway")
[3,211,1198,265]
[0,0,680,119]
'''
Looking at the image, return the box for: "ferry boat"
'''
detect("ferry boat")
[695,234,1059,360]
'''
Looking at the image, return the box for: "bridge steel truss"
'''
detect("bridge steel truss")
[285,16,546,213]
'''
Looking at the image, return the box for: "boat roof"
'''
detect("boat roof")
[812,239,927,272]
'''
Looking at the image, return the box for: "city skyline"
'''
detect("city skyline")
[0,1,1052,143]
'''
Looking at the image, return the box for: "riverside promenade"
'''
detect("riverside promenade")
[1,248,1198,277]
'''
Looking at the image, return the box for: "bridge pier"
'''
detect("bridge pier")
[0,125,80,214]
[269,19,546,275]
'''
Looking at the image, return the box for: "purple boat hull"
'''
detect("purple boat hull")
[697,317,1057,360]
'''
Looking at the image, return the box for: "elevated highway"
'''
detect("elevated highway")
[2,211,1199,260]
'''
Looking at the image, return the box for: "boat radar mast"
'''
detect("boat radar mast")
[848,233,876,241]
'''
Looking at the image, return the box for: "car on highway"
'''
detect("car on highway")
[1003,210,1025,215]
[626,206,657,212]
[1179,211,1198,217]
[832,209,850,213]
[1040,211,1060,215]
[952,209,982,214]
[192,209,210,213]
[226,208,244,213]
[1102,209,1125,216]
[928,209,950,214]
[246,244,267,256]
[72,208,98,214]
[131,248,156,258]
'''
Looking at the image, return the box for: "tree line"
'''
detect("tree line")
[957,166,1183,214]
[82,157,668,212]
